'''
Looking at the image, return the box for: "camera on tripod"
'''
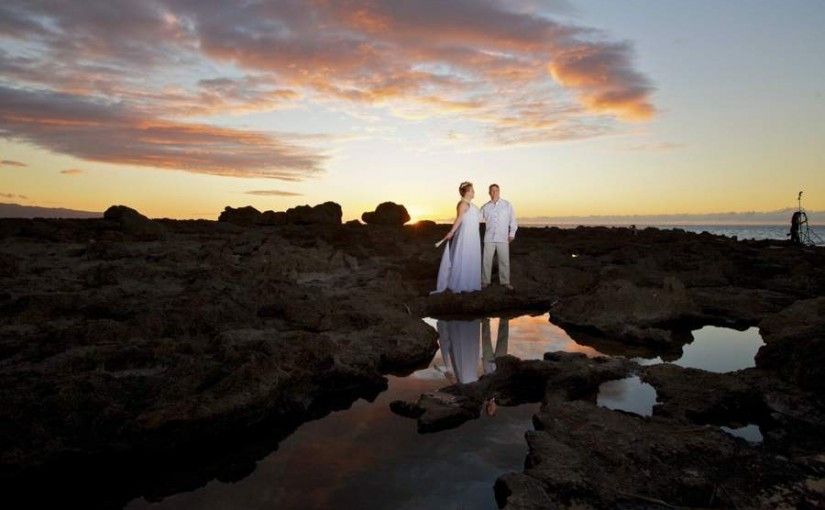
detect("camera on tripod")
[788,191,823,247]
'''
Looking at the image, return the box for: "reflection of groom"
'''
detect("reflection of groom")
[481,184,518,289]
[482,317,510,416]
[482,317,509,375]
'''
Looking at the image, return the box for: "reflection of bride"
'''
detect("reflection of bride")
[436,317,512,384]
[436,319,481,384]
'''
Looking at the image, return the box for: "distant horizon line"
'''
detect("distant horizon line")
[0,202,820,225]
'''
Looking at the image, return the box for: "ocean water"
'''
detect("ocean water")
[665,225,792,241]
[539,224,819,242]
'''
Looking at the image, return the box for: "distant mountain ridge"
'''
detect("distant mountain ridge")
[0,203,102,219]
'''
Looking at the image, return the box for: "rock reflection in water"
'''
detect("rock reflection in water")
[126,356,537,510]
[596,376,658,416]
[635,326,765,372]
[721,424,763,443]
[674,326,764,372]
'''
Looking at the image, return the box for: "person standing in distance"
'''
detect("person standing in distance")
[481,184,517,289]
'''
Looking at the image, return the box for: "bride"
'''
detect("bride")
[432,181,482,293]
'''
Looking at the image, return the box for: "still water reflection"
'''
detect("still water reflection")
[721,424,764,443]
[635,326,765,372]
[126,315,561,510]
[125,314,765,510]
[596,376,658,416]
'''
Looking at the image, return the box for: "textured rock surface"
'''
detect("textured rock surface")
[1,215,824,508]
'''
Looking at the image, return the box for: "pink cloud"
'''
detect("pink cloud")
[0,86,326,180]
[0,0,656,161]
[1,160,27,167]
[60,168,85,175]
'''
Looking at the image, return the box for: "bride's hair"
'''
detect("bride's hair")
[459,181,473,196]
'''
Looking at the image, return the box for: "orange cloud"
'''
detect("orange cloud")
[1,160,27,167]
[0,0,656,162]
[0,86,326,180]
[60,168,85,175]
[548,43,655,121]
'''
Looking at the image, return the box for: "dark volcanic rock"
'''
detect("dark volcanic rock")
[641,363,769,424]
[757,297,825,394]
[260,210,287,225]
[391,353,635,433]
[220,204,340,226]
[218,205,263,226]
[2,218,825,508]
[103,205,166,240]
[496,401,816,510]
[550,277,701,345]
[361,202,411,225]
[285,201,342,225]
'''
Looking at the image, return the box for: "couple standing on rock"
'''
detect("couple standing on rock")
[432,182,518,294]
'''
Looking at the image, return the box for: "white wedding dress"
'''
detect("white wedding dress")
[437,319,481,384]
[432,202,482,294]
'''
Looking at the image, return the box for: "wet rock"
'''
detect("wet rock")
[398,392,481,433]
[496,400,816,510]
[391,354,635,432]
[361,202,411,225]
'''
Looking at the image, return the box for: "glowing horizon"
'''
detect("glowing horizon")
[2,1,824,222]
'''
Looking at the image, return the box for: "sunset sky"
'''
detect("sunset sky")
[1,1,824,222]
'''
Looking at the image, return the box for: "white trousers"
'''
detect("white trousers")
[482,241,510,285]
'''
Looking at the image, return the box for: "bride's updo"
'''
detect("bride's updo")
[459,181,473,196]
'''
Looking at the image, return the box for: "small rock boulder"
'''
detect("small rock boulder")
[103,205,166,240]
[361,202,410,226]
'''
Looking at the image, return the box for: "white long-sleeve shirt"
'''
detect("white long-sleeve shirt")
[481,199,517,243]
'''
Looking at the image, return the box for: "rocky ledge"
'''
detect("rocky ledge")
[1,208,824,508]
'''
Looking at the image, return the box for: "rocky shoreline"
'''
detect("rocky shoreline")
[1,206,824,508]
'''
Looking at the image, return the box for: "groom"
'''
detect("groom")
[481,184,517,289]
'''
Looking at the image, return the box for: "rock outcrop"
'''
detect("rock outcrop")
[219,202,342,226]
[285,201,342,225]
[361,202,411,226]
[103,205,166,240]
